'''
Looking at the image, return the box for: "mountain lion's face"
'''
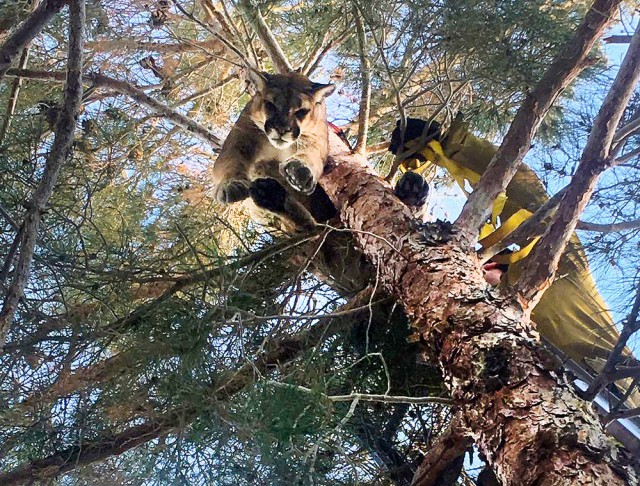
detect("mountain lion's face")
[249,72,335,149]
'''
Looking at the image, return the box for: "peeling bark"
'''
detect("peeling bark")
[321,134,635,484]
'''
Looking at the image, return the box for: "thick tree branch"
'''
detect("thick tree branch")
[236,0,292,73]
[85,38,224,54]
[90,73,223,148]
[477,188,566,262]
[0,412,181,485]
[0,0,85,351]
[605,34,633,44]
[613,113,640,149]
[5,68,223,149]
[410,416,471,486]
[576,218,640,233]
[454,0,622,244]
[0,0,65,82]
[517,24,640,305]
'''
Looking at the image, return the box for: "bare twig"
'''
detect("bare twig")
[85,38,224,54]
[454,0,623,245]
[604,35,633,44]
[0,0,65,82]
[517,24,640,305]
[353,4,371,155]
[5,69,223,149]
[236,0,292,73]
[0,0,85,351]
[0,46,29,146]
[576,218,640,233]
[303,29,349,76]
[172,0,257,73]
[266,381,453,405]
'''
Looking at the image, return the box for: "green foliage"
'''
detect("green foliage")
[0,0,638,484]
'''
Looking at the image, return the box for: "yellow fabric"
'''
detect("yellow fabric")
[398,119,638,406]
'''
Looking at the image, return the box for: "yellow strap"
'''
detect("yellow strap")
[492,238,540,264]
[491,192,507,226]
[479,222,495,240]
[478,208,532,248]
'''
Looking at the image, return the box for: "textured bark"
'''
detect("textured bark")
[321,133,634,485]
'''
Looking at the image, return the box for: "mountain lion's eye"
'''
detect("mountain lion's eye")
[295,109,310,120]
[264,101,277,112]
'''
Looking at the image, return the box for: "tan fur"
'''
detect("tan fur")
[211,72,335,229]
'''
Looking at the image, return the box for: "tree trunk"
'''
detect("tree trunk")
[321,133,636,484]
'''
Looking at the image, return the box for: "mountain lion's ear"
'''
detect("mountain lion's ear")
[310,82,336,101]
[248,71,274,93]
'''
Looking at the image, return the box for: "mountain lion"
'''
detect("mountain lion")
[211,72,336,230]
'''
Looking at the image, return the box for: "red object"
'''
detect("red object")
[328,122,352,149]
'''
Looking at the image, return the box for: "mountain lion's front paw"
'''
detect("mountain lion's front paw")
[394,171,429,207]
[216,179,250,204]
[250,178,287,212]
[282,159,316,195]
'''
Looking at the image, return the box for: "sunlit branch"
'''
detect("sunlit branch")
[237,0,293,73]
[303,30,349,76]
[5,68,223,149]
[353,4,371,155]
